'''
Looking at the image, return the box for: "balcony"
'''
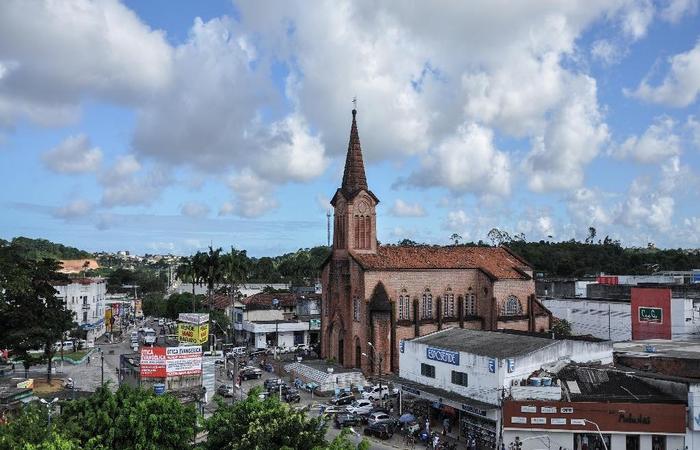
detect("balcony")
[82,304,90,310]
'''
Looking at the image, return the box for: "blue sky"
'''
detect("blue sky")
[1,0,700,256]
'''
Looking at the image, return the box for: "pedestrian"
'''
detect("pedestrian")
[443,416,450,434]
[87,356,91,365]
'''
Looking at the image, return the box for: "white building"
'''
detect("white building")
[54,278,106,347]
[397,328,613,447]
[544,297,700,341]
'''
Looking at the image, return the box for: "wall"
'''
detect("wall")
[631,288,671,340]
[502,429,572,450]
[55,279,107,345]
[543,298,632,341]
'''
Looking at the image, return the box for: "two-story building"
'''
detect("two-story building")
[53,277,106,347]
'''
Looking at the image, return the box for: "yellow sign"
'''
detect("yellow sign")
[178,323,209,345]
[105,309,113,332]
[17,379,33,389]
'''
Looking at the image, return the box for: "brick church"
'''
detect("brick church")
[320,109,552,375]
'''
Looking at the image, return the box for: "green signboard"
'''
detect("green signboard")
[639,307,662,323]
[309,319,321,330]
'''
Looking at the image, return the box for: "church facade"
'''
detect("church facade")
[320,109,552,375]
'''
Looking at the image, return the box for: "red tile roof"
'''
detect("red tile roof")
[58,259,99,274]
[349,246,531,280]
[242,292,321,309]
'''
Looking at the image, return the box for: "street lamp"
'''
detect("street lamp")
[582,419,608,450]
[100,351,104,385]
[364,341,385,405]
[39,397,59,427]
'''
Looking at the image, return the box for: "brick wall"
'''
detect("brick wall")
[631,287,671,340]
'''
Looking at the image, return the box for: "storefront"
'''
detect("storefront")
[503,400,687,450]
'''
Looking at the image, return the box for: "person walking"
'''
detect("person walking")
[87,355,91,365]
[442,416,450,434]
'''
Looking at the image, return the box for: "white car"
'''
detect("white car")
[346,399,373,415]
[362,385,398,401]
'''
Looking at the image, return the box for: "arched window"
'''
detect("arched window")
[503,296,523,316]
[398,291,410,320]
[465,293,477,316]
[443,289,455,318]
[354,216,360,248]
[365,215,371,248]
[353,296,360,321]
[422,289,433,319]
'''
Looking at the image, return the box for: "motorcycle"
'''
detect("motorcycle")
[64,378,74,389]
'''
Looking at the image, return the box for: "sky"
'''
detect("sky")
[1,0,700,256]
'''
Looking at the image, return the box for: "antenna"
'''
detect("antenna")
[326,209,331,247]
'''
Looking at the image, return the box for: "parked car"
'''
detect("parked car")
[334,413,360,428]
[214,359,225,365]
[363,422,394,440]
[258,391,270,400]
[361,385,398,401]
[292,343,310,353]
[216,384,234,398]
[263,378,283,390]
[239,366,263,380]
[345,399,373,416]
[282,388,301,403]
[330,392,355,406]
[319,404,347,415]
[267,382,290,394]
[367,412,399,428]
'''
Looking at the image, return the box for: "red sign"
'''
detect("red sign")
[631,287,671,340]
[140,347,166,378]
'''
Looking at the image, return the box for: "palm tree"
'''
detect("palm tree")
[202,246,224,311]
[176,256,200,312]
[223,247,250,301]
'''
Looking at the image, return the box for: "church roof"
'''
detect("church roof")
[331,109,379,205]
[349,245,531,280]
[368,282,392,312]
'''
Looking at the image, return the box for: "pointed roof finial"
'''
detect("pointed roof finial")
[352,96,357,115]
[340,103,367,198]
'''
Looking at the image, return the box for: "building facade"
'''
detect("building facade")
[54,278,106,347]
[320,109,552,375]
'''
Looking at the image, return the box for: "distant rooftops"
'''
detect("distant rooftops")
[58,259,99,274]
[412,328,606,359]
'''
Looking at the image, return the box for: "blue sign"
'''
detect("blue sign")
[488,359,496,373]
[507,358,515,373]
[400,340,405,353]
[426,347,460,366]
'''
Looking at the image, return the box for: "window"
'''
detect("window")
[422,290,433,319]
[421,363,435,378]
[443,290,455,318]
[398,293,410,320]
[503,296,523,316]
[82,311,88,323]
[353,297,360,321]
[466,293,477,316]
[451,371,469,387]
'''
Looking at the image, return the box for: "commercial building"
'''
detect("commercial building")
[53,277,106,347]
[395,328,612,448]
[502,364,687,450]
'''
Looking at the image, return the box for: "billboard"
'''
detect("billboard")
[178,313,209,325]
[631,288,671,340]
[140,346,202,378]
[177,323,209,345]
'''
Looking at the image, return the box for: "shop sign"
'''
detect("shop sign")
[530,417,546,425]
[571,419,586,425]
[461,404,487,417]
[178,313,209,325]
[511,417,527,424]
[551,418,567,425]
[506,358,515,373]
[639,307,662,323]
[561,407,574,414]
[541,406,557,414]
[618,413,651,424]
[140,346,167,378]
[309,319,321,330]
[488,358,496,373]
[178,323,209,345]
[426,347,460,366]
[140,346,202,378]
[402,386,421,396]
[520,405,537,413]
[16,379,33,389]
[400,340,404,353]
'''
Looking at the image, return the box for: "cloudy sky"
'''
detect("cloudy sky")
[2,0,700,256]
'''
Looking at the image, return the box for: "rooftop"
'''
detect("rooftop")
[412,329,559,358]
[58,259,99,274]
[614,339,700,360]
[350,245,531,280]
[239,292,320,310]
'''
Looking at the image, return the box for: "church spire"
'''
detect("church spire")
[340,108,368,199]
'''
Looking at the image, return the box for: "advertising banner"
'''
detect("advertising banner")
[178,313,209,325]
[104,308,112,332]
[140,347,167,378]
[426,347,460,366]
[639,307,662,323]
[178,323,209,345]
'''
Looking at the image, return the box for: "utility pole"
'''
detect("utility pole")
[101,351,104,385]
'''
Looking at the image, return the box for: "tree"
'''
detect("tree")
[201,246,224,311]
[585,227,596,244]
[0,243,75,382]
[0,403,50,450]
[551,318,573,337]
[223,247,250,300]
[204,388,327,450]
[487,228,510,246]
[449,233,462,245]
[397,239,418,246]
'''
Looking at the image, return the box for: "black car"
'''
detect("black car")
[282,388,301,403]
[334,413,360,428]
[263,378,283,390]
[267,382,290,394]
[239,367,263,380]
[363,422,393,439]
[330,392,355,406]
[216,384,234,398]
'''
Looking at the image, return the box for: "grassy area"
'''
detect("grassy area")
[58,350,90,362]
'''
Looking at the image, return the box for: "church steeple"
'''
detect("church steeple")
[341,109,368,199]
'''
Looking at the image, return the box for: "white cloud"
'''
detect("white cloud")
[613,116,681,163]
[619,0,655,41]
[53,199,92,219]
[0,0,172,128]
[627,39,700,107]
[444,210,470,232]
[660,0,699,23]
[616,179,675,232]
[222,170,279,218]
[100,155,170,207]
[687,115,700,149]
[180,201,210,218]
[591,40,625,65]
[42,134,102,173]
[523,75,609,192]
[567,188,613,227]
[390,199,426,217]
[405,123,511,196]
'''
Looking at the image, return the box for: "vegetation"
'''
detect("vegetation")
[1,237,92,261]
[106,268,167,294]
[0,241,75,382]
[551,318,573,337]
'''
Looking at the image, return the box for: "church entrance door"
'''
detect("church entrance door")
[338,338,344,365]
